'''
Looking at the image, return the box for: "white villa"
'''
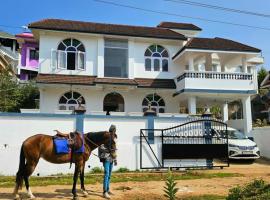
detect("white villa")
[28,19,263,135]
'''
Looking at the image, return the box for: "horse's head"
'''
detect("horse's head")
[103,125,118,158]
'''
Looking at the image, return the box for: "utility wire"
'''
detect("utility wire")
[93,0,270,31]
[165,0,270,18]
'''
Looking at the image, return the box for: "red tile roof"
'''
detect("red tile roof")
[36,74,176,89]
[28,19,187,40]
[157,22,202,31]
[95,78,137,86]
[36,74,96,85]
[173,37,261,59]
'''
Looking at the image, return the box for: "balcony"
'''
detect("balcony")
[175,71,257,94]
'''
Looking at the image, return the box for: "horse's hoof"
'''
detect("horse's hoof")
[28,195,36,199]
[73,196,79,200]
[81,190,88,197]
[13,194,20,200]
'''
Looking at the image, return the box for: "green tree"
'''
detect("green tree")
[0,71,39,112]
[257,67,268,89]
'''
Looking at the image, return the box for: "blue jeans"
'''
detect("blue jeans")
[103,161,113,193]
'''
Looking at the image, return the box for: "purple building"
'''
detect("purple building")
[16,32,39,80]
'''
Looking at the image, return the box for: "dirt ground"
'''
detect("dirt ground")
[1,159,270,200]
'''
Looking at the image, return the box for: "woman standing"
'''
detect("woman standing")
[98,125,117,199]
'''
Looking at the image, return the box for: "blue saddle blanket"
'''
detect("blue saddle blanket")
[54,139,69,154]
[54,137,84,154]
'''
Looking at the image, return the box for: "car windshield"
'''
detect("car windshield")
[227,130,247,139]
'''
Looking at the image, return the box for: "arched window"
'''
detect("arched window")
[144,45,169,72]
[52,38,85,70]
[58,91,85,111]
[103,92,125,113]
[142,94,165,113]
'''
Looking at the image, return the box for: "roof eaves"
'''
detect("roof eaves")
[29,27,187,40]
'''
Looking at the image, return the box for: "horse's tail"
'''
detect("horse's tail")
[15,145,26,189]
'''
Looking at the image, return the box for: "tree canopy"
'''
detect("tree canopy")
[0,72,39,112]
[257,67,268,89]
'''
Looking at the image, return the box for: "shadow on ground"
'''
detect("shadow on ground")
[0,189,104,199]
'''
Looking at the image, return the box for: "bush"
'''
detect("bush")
[227,179,270,200]
[116,167,130,173]
[163,169,179,200]
[90,167,103,173]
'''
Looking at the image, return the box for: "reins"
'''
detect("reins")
[83,132,116,159]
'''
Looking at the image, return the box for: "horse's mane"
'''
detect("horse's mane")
[85,131,107,144]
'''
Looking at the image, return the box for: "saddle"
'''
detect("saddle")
[54,130,83,151]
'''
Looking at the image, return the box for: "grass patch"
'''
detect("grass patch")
[182,195,226,200]
[115,167,130,173]
[90,167,103,174]
[0,171,241,188]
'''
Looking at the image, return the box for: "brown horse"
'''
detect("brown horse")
[13,130,117,200]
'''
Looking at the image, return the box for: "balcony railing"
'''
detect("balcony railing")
[177,71,253,82]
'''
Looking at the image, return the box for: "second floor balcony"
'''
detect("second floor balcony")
[175,71,257,94]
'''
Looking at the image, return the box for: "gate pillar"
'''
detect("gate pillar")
[74,98,86,133]
[202,110,213,168]
[144,103,157,144]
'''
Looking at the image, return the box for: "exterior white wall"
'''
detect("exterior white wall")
[0,115,76,175]
[38,31,184,79]
[39,86,179,114]
[133,40,183,79]
[252,127,270,159]
[39,32,98,76]
[0,114,187,175]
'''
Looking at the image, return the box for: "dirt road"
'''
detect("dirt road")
[1,160,270,200]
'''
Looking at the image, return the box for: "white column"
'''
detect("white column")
[242,56,247,73]
[39,88,44,113]
[205,54,212,71]
[12,40,16,53]
[128,40,135,79]
[222,103,228,122]
[188,96,196,115]
[188,57,194,71]
[242,96,252,135]
[97,38,104,77]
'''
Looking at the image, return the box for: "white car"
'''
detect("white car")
[227,127,260,160]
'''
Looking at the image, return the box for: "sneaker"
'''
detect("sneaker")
[108,191,114,195]
[103,192,111,199]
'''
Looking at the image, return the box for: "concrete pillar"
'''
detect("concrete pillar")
[205,54,212,71]
[128,40,135,79]
[188,57,194,71]
[97,38,104,77]
[188,96,196,115]
[39,88,44,113]
[242,96,252,135]
[12,40,16,53]
[242,56,247,73]
[221,64,226,72]
[222,103,228,122]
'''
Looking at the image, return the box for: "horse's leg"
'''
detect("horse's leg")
[80,162,88,197]
[13,184,20,200]
[72,163,80,200]
[24,160,38,199]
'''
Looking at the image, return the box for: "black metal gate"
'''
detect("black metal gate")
[140,118,229,169]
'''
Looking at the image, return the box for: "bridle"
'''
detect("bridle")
[84,132,117,157]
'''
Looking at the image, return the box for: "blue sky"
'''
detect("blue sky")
[2,0,270,69]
